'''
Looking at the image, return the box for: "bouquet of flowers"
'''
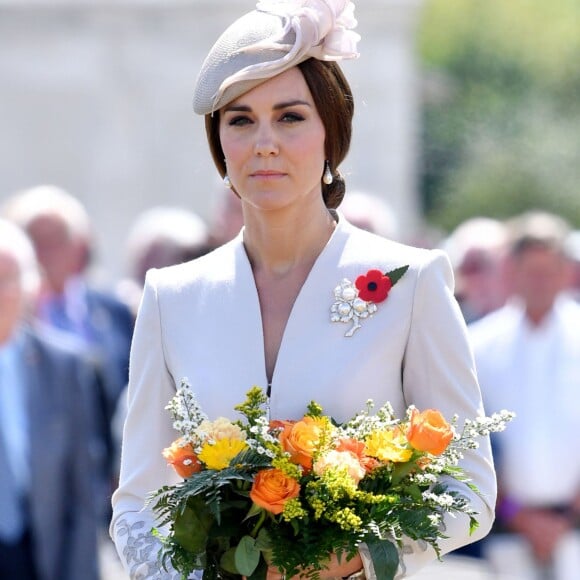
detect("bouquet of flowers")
[148,381,513,579]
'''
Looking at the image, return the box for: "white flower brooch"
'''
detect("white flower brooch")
[330,266,409,336]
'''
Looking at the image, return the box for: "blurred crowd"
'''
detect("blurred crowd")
[0,184,578,580]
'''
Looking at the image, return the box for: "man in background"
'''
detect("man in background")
[3,185,134,527]
[442,217,508,324]
[3,185,134,409]
[0,218,99,580]
[469,211,580,579]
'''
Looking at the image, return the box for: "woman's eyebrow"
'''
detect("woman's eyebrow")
[273,99,311,110]
[223,99,312,113]
[223,104,251,113]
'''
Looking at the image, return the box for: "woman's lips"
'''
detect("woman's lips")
[250,170,286,179]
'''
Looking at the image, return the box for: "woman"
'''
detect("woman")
[111,1,496,578]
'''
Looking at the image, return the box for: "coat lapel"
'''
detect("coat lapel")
[21,332,57,577]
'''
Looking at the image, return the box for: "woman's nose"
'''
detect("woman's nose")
[253,125,279,156]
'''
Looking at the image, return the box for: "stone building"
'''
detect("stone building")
[0,0,424,284]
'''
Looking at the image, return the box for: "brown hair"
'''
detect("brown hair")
[204,59,354,209]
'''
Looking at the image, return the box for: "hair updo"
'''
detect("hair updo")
[205,58,354,209]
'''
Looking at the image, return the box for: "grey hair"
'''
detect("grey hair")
[2,184,92,243]
[0,217,41,295]
[506,211,571,258]
[125,206,208,279]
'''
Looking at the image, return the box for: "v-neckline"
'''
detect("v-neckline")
[235,213,343,400]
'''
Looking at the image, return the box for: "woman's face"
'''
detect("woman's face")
[219,67,326,213]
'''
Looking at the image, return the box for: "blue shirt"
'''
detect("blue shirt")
[0,330,30,493]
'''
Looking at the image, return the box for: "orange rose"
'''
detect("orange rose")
[250,468,301,515]
[270,419,296,432]
[278,416,326,470]
[406,408,453,455]
[162,438,202,478]
[336,437,379,473]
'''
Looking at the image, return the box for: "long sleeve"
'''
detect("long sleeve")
[110,270,185,579]
[374,250,496,577]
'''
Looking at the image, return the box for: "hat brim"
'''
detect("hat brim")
[193,10,299,115]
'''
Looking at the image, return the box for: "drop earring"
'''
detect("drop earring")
[322,161,333,185]
[223,174,232,189]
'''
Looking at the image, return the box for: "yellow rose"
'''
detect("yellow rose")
[162,437,202,478]
[365,427,413,463]
[406,408,453,456]
[278,416,327,470]
[198,438,248,470]
[250,468,301,515]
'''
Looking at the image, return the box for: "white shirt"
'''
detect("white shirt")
[470,295,580,505]
[0,330,30,494]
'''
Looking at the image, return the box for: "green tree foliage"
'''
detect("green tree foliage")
[417,0,580,231]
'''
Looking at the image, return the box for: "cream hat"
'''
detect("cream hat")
[193,0,360,115]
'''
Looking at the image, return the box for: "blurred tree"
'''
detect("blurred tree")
[417,0,580,231]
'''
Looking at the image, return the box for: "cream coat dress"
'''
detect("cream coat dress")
[111,215,496,579]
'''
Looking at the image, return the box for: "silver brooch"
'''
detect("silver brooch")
[330,279,377,337]
[330,266,409,337]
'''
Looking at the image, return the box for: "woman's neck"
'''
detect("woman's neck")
[242,204,336,278]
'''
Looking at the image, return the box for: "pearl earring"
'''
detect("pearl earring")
[223,174,232,189]
[322,161,333,185]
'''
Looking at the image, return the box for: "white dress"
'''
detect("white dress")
[111,215,496,579]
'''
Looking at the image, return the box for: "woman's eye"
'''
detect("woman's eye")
[280,112,305,123]
[228,115,252,127]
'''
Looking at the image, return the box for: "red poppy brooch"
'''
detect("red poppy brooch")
[331,265,409,336]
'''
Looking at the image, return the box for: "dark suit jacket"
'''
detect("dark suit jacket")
[84,288,134,406]
[22,327,100,580]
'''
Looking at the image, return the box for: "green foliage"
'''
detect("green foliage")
[173,497,213,553]
[150,386,513,580]
[366,539,399,580]
[148,453,272,579]
[418,0,580,230]
[234,386,268,428]
[306,400,324,417]
[266,515,363,579]
[234,536,261,576]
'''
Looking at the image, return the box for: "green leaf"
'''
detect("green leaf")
[386,265,409,286]
[173,498,213,553]
[469,515,480,535]
[244,502,264,521]
[366,539,400,580]
[220,547,239,575]
[390,461,417,486]
[235,535,261,577]
[405,483,423,502]
[255,527,272,552]
[248,558,268,580]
